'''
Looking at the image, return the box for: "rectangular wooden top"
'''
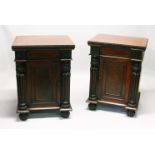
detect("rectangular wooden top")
[12,35,75,50]
[88,34,148,49]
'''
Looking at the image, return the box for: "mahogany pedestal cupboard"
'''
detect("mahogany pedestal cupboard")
[12,35,75,121]
[87,34,148,117]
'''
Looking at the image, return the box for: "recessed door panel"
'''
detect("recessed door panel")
[98,57,131,105]
[26,60,60,107]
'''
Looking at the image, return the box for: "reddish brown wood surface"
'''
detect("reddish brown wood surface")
[12,35,74,120]
[88,34,148,48]
[26,60,60,107]
[88,34,148,116]
[98,57,131,105]
[12,35,75,50]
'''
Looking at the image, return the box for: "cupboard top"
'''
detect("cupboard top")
[88,34,148,50]
[12,35,75,50]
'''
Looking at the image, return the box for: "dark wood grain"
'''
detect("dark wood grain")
[26,60,60,107]
[12,35,74,120]
[101,48,130,58]
[87,34,148,117]
[98,57,131,105]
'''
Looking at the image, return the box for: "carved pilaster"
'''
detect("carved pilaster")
[16,62,28,111]
[60,59,71,109]
[128,61,141,108]
[89,47,100,101]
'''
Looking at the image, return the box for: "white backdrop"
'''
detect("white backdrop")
[0,25,155,129]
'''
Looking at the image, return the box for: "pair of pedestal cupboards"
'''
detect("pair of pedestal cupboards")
[12,34,148,121]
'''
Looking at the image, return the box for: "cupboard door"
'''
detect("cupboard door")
[98,57,131,105]
[26,60,60,107]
